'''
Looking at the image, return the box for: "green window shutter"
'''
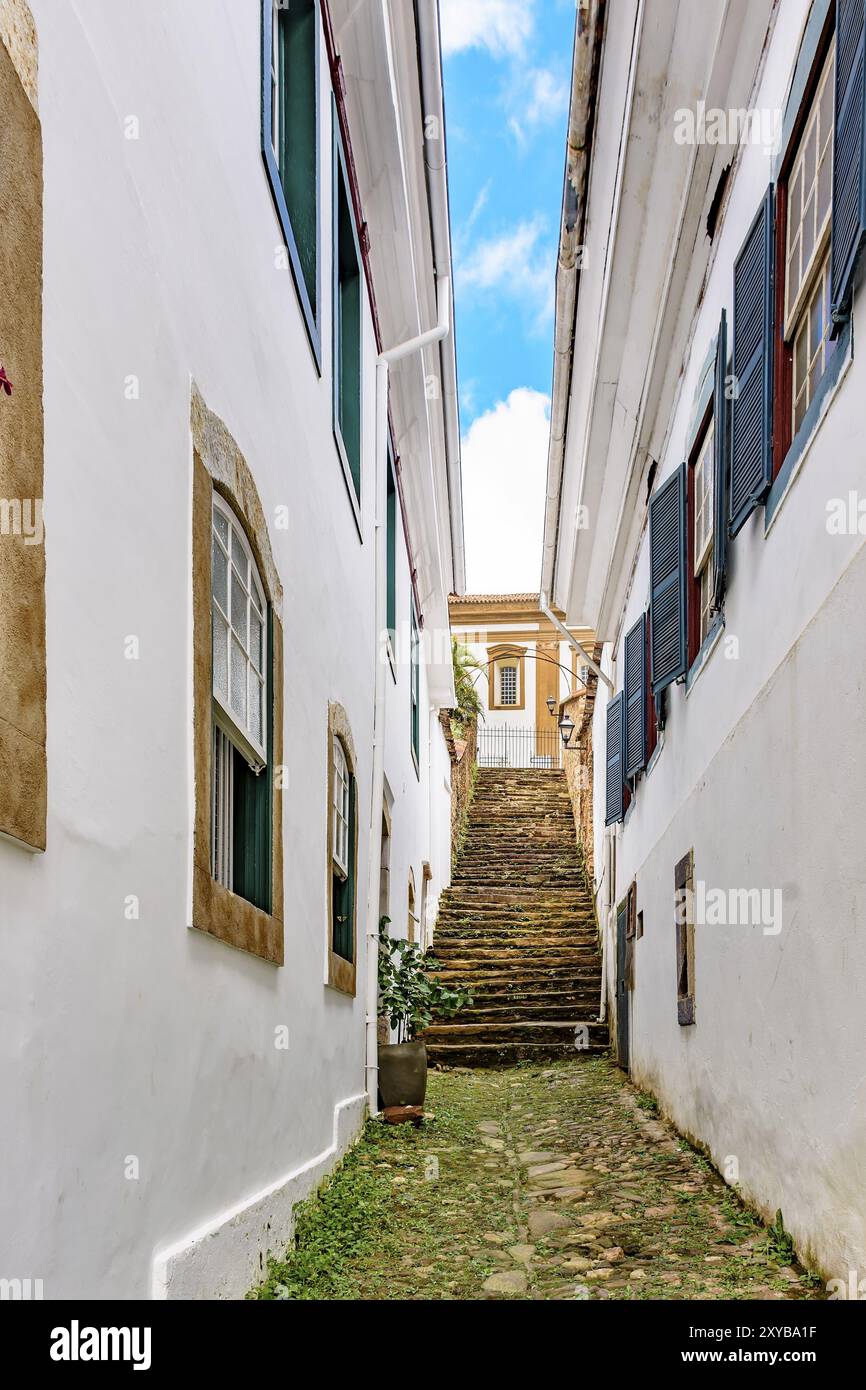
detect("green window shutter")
[232,607,274,912]
[605,691,625,826]
[711,308,729,610]
[277,0,318,317]
[624,613,647,779]
[410,603,420,762]
[649,463,688,694]
[831,0,866,333]
[334,139,362,503]
[386,458,396,645]
[729,186,775,536]
[262,1,320,360]
[332,774,356,962]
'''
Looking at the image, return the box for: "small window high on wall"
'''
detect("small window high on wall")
[333,116,363,518]
[262,0,320,359]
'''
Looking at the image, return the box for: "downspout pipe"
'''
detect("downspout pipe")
[541,0,603,602]
[365,296,452,1116]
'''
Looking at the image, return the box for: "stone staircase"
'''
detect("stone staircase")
[424,768,607,1067]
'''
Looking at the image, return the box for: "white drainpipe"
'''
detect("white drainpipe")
[365,279,451,1114]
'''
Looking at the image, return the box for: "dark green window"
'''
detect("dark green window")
[262,0,320,362]
[386,452,396,652]
[331,736,356,962]
[410,601,420,767]
[333,123,362,512]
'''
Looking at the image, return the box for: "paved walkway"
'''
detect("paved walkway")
[250,1058,822,1301]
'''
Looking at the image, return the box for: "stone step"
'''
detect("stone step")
[432,932,598,950]
[457,1000,600,1022]
[425,1040,609,1067]
[434,968,602,989]
[431,941,598,961]
[426,762,602,1066]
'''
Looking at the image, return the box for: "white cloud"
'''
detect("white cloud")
[509,67,570,144]
[462,388,550,592]
[456,217,555,331]
[440,0,533,59]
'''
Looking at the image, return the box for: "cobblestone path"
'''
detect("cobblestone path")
[251,1059,822,1301]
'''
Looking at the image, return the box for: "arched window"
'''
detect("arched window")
[327,707,358,993]
[212,494,268,769]
[211,495,271,908]
[332,738,350,878]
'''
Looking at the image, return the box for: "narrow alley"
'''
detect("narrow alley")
[250,1060,821,1302]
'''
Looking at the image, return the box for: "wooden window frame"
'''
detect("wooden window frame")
[191,388,284,966]
[487,643,527,711]
[687,403,715,668]
[773,11,838,477]
[326,703,358,995]
[675,849,696,1026]
[261,0,322,369]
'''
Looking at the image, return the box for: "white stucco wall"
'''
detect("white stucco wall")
[589,0,866,1281]
[0,0,454,1300]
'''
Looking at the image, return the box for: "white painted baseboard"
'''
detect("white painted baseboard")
[151,1092,368,1300]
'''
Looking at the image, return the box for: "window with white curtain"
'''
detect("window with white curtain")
[332,738,350,879]
[211,496,268,894]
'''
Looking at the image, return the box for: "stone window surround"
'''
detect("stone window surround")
[0,7,45,854]
[191,386,285,966]
[487,643,527,711]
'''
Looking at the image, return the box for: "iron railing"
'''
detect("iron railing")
[477,725,562,770]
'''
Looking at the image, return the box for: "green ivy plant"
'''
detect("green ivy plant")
[377,919,472,1044]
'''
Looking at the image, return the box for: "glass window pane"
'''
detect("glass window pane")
[817,150,831,229]
[250,607,263,672]
[794,325,808,392]
[789,169,801,228]
[214,509,229,546]
[788,234,801,306]
[231,527,248,583]
[804,125,816,185]
[212,538,228,611]
[231,570,248,645]
[801,191,815,267]
[793,383,807,433]
[230,638,246,721]
[819,68,833,151]
[249,671,262,747]
[213,605,229,701]
[809,286,824,358]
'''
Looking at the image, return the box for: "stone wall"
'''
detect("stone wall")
[440,713,477,866]
[561,653,601,878]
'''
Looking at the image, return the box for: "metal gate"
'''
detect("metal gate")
[477,725,562,769]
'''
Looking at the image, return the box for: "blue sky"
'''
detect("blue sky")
[441,0,575,592]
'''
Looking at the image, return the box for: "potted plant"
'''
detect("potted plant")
[377,920,472,1113]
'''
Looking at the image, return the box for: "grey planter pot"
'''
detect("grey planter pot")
[378,1040,428,1109]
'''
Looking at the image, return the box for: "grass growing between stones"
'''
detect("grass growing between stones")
[248,1059,823,1302]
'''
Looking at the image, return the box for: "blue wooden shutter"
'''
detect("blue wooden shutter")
[649,464,687,695]
[605,692,625,826]
[729,187,774,536]
[832,0,866,332]
[712,308,729,609]
[624,614,647,779]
